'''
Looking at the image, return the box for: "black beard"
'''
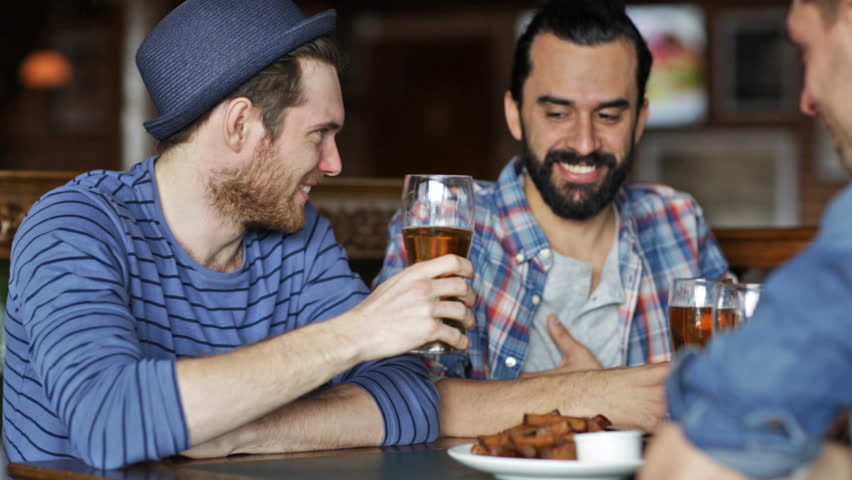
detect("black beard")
[522,139,634,221]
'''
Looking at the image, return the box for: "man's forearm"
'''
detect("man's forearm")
[437,376,576,437]
[182,383,383,458]
[177,316,365,447]
[438,365,668,437]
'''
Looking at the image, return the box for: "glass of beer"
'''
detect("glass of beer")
[714,283,762,333]
[668,277,723,352]
[402,174,475,355]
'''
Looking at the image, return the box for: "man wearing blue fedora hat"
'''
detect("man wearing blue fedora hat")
[2,0,473,469]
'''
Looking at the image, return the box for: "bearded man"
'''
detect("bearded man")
[3,0,475,469]
[376,0,728,437]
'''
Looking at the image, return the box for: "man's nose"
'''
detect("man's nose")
[320,140,342,176]
[571,117,600,156]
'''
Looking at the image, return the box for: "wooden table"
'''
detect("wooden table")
[7,439,491,480]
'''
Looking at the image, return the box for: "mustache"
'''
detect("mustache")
[544,150,617,169]
[301,170,324,186]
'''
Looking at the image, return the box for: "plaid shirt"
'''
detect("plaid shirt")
[374,159,729,380]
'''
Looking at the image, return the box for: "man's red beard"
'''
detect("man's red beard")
[207,136,317,233]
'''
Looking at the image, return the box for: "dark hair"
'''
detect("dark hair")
[157,36,340,154]
[509,0,652,108]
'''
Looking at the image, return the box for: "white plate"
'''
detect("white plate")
[447,443,642,480]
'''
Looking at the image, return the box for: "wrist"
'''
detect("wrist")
[322,311,372,366]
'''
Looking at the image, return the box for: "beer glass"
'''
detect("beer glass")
[402,174,475,355]
[668,277,723,352]
[713,283,762,333]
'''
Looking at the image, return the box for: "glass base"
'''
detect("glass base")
[410,341,462,356]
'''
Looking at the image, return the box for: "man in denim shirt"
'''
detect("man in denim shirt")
[641,0,852,478]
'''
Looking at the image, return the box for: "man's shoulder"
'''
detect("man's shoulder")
[472,179,505,230]
[15,165,153,254]
[620,182,703,219]
[36,165,148,211]
[473,178,500,209]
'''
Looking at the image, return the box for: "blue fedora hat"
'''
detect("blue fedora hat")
[136,0,335,141]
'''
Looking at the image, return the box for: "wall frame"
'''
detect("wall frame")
[713,7,800,121]
[628,4,707,128]
[636,130,799,228]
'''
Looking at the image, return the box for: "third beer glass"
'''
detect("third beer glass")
[402,174,475,355]
[714,283,762,333]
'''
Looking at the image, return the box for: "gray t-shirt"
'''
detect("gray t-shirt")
[522,236,625,372]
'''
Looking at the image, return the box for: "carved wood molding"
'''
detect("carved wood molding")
[0,202,26,249]
[0,171,816,269]
[0,171,80,259]
[311,177,403,260]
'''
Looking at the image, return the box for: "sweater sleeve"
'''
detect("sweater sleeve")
[10,190,187,469]
[298,207,439,445]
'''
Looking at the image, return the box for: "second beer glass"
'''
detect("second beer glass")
[668,277,722,352]
[402,174,475,355]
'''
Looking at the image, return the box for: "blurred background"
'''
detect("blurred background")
[0,0,843,227]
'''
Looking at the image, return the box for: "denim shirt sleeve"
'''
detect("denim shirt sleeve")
[666,186,852,479]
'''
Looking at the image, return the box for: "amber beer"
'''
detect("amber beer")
[714,307,739,332]
[403,226,473,263]
[669,306,737,352]
[403,226,473,337]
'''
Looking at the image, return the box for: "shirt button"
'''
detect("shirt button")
[540,248,551,259]
[515,252,525,263]
[505,356,518,368]
[532,295,541,305]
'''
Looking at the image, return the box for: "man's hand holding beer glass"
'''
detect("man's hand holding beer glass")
[347,253,475,359]
[401,174,476,355]
[342,174,476,360]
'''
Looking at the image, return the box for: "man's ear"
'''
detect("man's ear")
[222,97,258,153]
[504,91,523,141]
[633,98,649,145]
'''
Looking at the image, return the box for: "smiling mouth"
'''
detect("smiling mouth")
[559,163,598,174]
[554,161,607,184]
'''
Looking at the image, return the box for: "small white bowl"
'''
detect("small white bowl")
[574,430,643,463]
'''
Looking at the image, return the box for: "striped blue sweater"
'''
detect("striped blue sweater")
[2,157,438,469]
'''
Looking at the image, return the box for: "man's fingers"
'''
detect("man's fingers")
[432,298,467,321]
[433,320,470,351]
[548,314,603,371]
[432,299,475,329]
[406,254,474,279]
[434,300,476,330]
[429,276,475,307]
[461,308,475,330]
[547,314,581,351]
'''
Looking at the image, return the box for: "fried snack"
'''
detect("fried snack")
[473,410,612,460]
